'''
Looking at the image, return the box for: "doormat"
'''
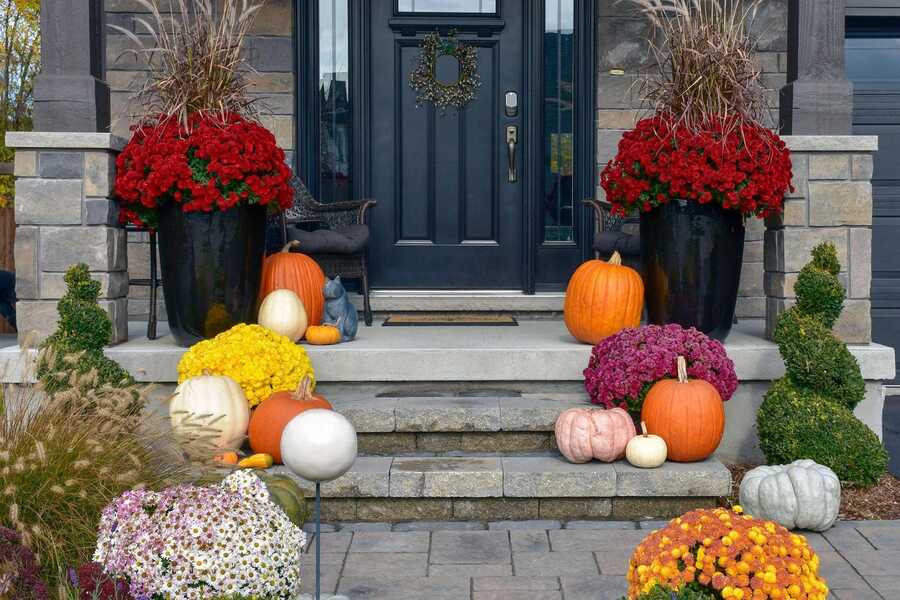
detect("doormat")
[383,314,518,326]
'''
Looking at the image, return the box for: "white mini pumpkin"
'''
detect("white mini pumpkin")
[170,374,250,448]
[258,289,308,342]
[739,459,841,532]
[625,422,668,468]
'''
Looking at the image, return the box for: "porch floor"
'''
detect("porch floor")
[0,318,895,384]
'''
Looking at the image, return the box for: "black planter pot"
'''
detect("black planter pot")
[640,200,745,341]
[157,203,267,347]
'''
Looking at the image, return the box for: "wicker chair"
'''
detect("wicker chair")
[583,197,641,270]
[272,178,376,326]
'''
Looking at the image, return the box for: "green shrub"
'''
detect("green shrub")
[757,378,888,486]
[619,583,718,600]
[809,241,840,276]
[794,264,844,329]
[773,307,865,409]
[37,264,135,398]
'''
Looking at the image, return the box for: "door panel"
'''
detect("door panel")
[369,1,524,288]
[846,28,900,383]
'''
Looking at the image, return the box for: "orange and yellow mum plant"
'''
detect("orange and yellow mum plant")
[627,506,828,600]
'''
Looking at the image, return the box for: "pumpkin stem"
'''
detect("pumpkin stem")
[640,421,648,436]
[281,240,300,253]
[608,251,622,266]
[676,356,688,383]
[293,375,314,401]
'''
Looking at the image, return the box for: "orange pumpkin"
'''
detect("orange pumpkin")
[563,251,644,345]
[305,324,342,345]
[248,375,333,463]
[641,356,724,462]
[260,241,326,327]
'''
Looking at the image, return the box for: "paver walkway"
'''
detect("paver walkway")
[299,519,900,600]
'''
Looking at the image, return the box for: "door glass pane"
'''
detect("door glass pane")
[397,0,496,14]
[319,0,351,203]
[542,0,575,243]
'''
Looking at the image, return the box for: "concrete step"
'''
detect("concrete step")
[269,455,731,523]
[330,393,584,455]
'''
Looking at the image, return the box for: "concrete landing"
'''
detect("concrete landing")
[1,318,894,384]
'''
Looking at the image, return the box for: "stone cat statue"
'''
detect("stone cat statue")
[323,276,358,342]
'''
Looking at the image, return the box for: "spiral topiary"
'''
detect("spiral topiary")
[794,242,844,329]
[758,242,887,486]
[773,309,865,410]
[758,379,887,486]
[37,264,135,399]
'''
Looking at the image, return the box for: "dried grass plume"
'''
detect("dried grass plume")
[628,0,770,133]
[110,0,266,129]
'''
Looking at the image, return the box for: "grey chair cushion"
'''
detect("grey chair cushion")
[287,224,370,255]
[593,231,640,259]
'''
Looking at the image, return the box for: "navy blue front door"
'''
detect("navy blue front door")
[367,2,527,288]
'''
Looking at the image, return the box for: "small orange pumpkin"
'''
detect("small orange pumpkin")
[563,251,644,345]
[641,356,724,462]
[248,376,333,463]
[305,324,342,345]
[260,241,326,327]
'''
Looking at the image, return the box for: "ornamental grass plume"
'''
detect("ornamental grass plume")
[626,506,829,599]
[0,348,217,588]
[110,0,265,129]
[628,0,770,133]
[584,324,737,417]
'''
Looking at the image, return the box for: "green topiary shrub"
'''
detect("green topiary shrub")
[773,308,865,410]
[758,379,888,487]
[37,264,134,398]
[757,242,888,487]
[794,266,844,330]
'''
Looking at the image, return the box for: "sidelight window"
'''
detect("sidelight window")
[319,0,352,203]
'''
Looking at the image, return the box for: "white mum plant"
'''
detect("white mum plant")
[94,470,305,599]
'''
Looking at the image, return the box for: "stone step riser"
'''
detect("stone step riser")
[358,432,558,456]
[312,496,718,523]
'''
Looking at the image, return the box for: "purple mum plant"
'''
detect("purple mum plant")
[0,526,48,600]
[584,324,738,416]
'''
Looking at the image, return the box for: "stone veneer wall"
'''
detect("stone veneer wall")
[765,136,877,344]
[6,132,128,344]
[105,0,294,320]
[595,0,787,319]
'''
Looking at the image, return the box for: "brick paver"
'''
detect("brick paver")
[296,520,900,599]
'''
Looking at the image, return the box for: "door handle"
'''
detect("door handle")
[506,125,518,183]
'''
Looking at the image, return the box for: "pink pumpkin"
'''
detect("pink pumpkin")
[554,407,636,463]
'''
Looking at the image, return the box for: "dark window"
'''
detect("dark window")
[319,0,351,203]
[542,0,575,243]
[397,0,497,14]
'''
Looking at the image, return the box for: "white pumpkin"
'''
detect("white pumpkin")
[258,289,308,342]
[739,459,841,532]
[170,374,250,449]
[625,422,668,468]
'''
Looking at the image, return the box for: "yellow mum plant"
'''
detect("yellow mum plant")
[627,506,828,600]
[178,323,316,407]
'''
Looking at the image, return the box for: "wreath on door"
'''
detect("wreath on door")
[409,31,481,111]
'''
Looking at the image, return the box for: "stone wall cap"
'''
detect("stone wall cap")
[783,136,878,152]
[5,131,127,152]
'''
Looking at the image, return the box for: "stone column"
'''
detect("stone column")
[779,0,853,134]
[765,136,877,344]
[33,0,110,132]
[6,132,127,344]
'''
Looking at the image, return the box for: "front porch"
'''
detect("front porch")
[1,317,893,466]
